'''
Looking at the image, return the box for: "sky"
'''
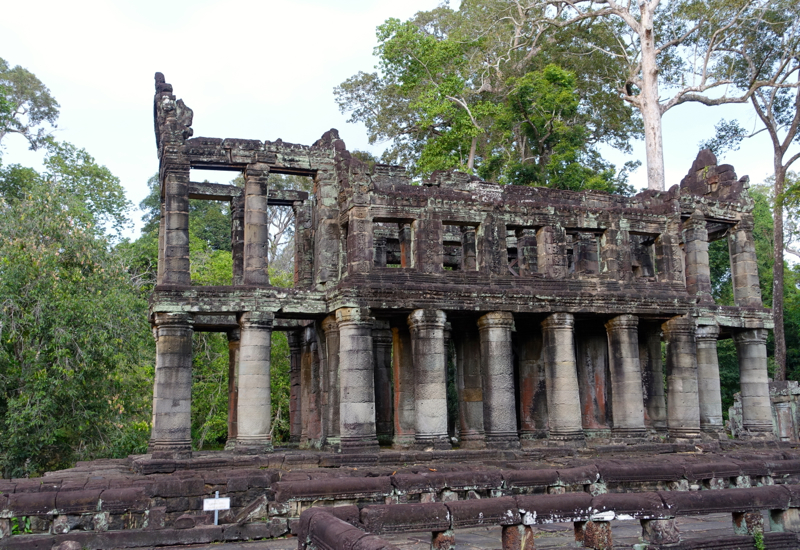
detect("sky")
[0,0,788,239]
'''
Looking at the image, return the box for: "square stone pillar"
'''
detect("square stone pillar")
[516,228,538,276]
[639,323,667,434]
[734,329,774,438]
[392,325,416,448]
[236,311,274,452]
[537,226,567,278]
[518,326,548,442]
[336,307,380,453]
[373,320,394,446]
[461,226,478,270]
[605,315,647,438]
[478,312,520,448]
[243,163,271,285]
[287,330,303,444]
[662,316,701,441]
[682,210,714,303]
[408,309,451,450]
[231,194,244,286]
[696,324,724,435]
[455,326,485,448]
[160,166,190,286]
[225,328,240,450]
[149,312,193,456]
[541,313,584,443]
[321,315,340,449]
[575,330,611,435]
[728,214,763,307]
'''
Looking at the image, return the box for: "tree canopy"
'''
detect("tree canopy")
[0,57,59,151]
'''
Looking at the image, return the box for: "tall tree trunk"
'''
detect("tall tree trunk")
[467,136,477,171]
[639,6,666,191]
[774,166,786,380]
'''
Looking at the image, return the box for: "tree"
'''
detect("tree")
[0,147,151,478]
[531,0,793,191]
[700,1,800,379]
[0,58,59,151]
[335,3,640,191]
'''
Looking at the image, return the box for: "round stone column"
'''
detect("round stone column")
[478,312,520,448]
[150,312,194,456]
[408,309,451,450]
[605,315,647,438]
[236,311,274,452]
[541,313,584,443]
[662,316,701,441]
[734,329,774,437]
[695,324,724,435]
[321,315,341,449]
[456,327,485,448]
[336,307,380,453]
[373,321,394,446]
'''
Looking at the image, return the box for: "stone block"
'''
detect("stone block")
[361,502,450,534]
[446,496,520,528]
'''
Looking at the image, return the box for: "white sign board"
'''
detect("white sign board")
[203,497,231,511]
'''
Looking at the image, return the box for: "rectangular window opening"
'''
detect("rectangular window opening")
[630,233,657,278]
[442,223,478,272]
[373,220,413,268]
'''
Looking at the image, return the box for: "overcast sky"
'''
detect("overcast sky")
[1,0,784,239]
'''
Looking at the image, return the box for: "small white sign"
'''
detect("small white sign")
[203,497,231,511]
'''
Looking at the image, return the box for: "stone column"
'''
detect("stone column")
[399,223,413,268]
[478,312,520,448]
[696,324,724,435]
[231,194,244,286]
[662,316,701,441]
[605,315,647,438]
[374,236,387,268]
[537,226,568,278]
[461,226,477,271]
[299,326,322,448]
[287,330,302,444]
[161,165,191,286]
[639,325,667,434]
[456,327,485,448]
[236,311,274,452]
[392,325,416,448]
[408,309,451,450]
[682,210,714,303]
[149,312,193,456]
[541,313,584,442]
[373,320,394,445]
[518,328,548,442]
[321,315,340,448]
[336,307,380,453]
[225,328,240,450]
[243,163,270,285]
[728,214,763,307]
[516,229,538,276]
[734,329,774,437]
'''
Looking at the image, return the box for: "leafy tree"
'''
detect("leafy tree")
[0,58,59,151]
[0,148,151,478]
[335,4,640,191]
[700,1,800,379]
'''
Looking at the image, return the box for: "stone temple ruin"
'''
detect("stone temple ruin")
[149,72,776,458]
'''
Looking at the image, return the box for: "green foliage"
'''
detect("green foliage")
[0,152,152,478]
[0,57,59,151]
[335,3,640,191]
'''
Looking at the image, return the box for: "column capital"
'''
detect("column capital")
[287,329,302,351]
[682,209,708,233]
[604,314,638,332]
[336,307,373,327]
[695,324,720,341]
[733,328,768,346]
[407,309,447,330]
[154,312,193,327]
[477,311,515,331]
[227,328,241,342]
[541,312,574,330]
[661,315,694,337]
[321,314,339,334]
[244,162,271,178]
[239,311,274,329]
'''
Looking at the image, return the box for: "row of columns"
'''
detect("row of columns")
[149,308,773,455]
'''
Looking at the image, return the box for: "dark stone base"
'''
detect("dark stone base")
[413,435,451,451]
[485,432,520,449]
[340,436,380,454]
